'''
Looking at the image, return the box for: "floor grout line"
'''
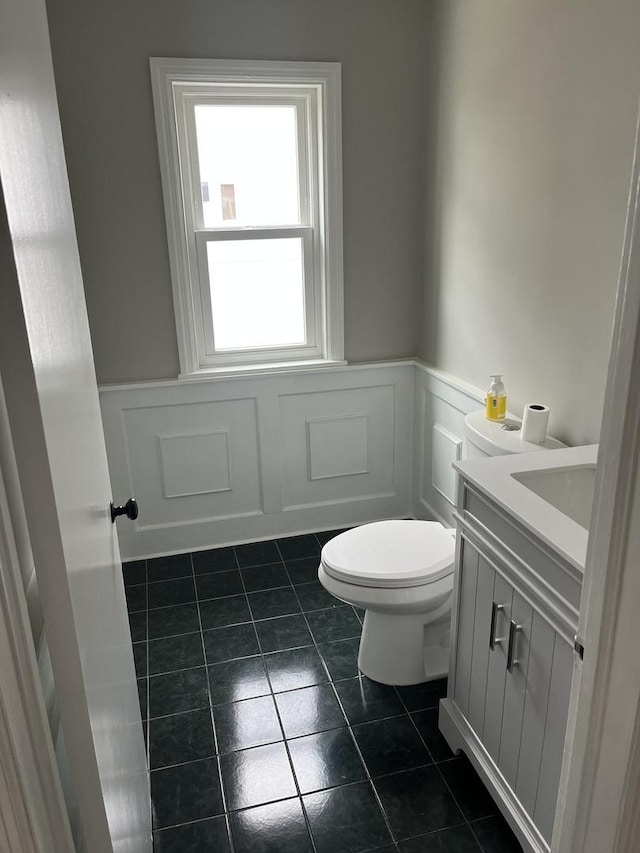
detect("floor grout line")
[284,545,402,853]
[141,563,443,845]
[142,559,151,784]
[258,539,321,853]
[131,534,520,852]
[191,549,237,853]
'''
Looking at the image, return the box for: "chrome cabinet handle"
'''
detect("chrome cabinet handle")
[506,620,521,673]
[489,601,504,650]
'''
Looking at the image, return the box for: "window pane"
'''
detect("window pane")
[195,105,300,227]
[207,238,306,350]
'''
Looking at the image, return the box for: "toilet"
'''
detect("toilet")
[318,409,565,686]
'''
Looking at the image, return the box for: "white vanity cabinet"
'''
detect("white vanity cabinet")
[439,478,582,853]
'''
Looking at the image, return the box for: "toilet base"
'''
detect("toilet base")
[357,607,450,686]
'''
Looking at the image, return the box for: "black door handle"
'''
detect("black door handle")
[110,498,138,523]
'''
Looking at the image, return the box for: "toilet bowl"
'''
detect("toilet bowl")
[318,409,567,687]
[318,519,455,685]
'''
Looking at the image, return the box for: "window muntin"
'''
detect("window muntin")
[150,59,343,375]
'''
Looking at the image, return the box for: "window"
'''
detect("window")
[150,58,344,375]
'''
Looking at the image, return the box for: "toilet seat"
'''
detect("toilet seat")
[321,520,455,589]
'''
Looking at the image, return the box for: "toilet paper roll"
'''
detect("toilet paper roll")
[521,404,550,444]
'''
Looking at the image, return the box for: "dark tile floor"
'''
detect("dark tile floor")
[124,530,523,853]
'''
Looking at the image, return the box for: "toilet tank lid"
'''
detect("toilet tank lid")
[321,520,455,588]
[464,409,565,455]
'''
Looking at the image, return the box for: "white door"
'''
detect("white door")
[0,0,151,851]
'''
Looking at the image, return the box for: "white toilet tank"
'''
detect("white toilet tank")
[463,409,565,459]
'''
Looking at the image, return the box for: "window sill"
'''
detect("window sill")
[178,358,348,381]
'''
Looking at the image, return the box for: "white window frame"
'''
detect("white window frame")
[150,58,344,377]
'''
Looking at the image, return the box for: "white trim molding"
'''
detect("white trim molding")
[149,57,344,376]
[0,382,74,852]
[554,105,640,853]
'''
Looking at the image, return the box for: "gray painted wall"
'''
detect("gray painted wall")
[422,1,640,446]
[45,0,639,445]
[45,0,429,384]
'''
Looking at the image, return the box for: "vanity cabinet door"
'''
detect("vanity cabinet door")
[502,606,573,843]
[498,591,533,788]
[453,537,512,752]
[467,554,500,735]
[533,636,573,842]
[454,540,502,718]
[453,537,481,717]
[481,572,513,763]
[514,611,557,820]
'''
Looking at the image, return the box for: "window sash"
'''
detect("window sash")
[175,87,321,366]
[176,89,315,231]
[194,226,322,366]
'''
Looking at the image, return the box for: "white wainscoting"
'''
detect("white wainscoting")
[413,364,484,527]
[100,362,416,559]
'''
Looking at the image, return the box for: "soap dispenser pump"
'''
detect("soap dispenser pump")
[485,374,507,421]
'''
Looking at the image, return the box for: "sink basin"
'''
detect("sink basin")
[511,465,596,530]
[456,444,597,570]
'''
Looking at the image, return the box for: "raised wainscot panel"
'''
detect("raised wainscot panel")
[431,423,462,506]
[122,398,261,529]
[307,414,369,480]
[280,386,395,510]
[159,428,231,498]
[415,365,483,526]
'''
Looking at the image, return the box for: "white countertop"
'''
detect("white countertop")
[453,444,598,572]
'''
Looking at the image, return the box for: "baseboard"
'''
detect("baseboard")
[127,513,412,562]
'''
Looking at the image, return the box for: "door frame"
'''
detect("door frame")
[0,376,74,852]
[553,105,640,852]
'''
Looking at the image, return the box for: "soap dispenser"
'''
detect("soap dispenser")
[485,374,507,421]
